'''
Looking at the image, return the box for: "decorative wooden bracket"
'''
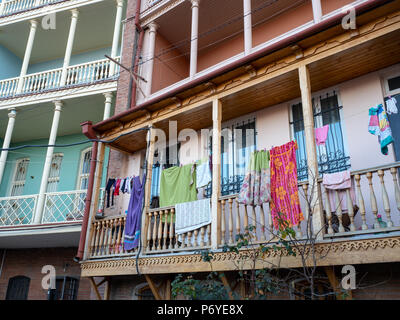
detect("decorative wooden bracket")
[89,276,111,300]
[290,44,304,59]
[244,64,257,78]
[144,274,173,300]
[324,266,353,300]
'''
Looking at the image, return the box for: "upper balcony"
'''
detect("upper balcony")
[0,56,120,108]
[134,0,396,107]
[0,0,107,26]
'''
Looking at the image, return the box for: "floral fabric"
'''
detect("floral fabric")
[238,150,271,206]
[270,141,303,230]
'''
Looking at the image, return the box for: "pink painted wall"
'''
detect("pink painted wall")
[151,33,189,94]
[321,0,355,15]
[252,1,313,48]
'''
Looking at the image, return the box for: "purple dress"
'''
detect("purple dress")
[123,174,146,251]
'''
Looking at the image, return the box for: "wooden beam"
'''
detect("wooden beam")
[211,99,222,249]
[165,279,171,300]
[324,266,353,300]
[298,64,324,239]
[89,277,102,300]
[219,273,234,300]
[144,274,162,300]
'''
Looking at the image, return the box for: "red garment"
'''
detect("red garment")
[114,179,121,196]
[270,141,304,230]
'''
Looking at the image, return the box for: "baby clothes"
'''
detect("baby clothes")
[315,125,329,146]
[368,104,393,155]
[386,97,398,115]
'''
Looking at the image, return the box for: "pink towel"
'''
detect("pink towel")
[323,170,355,212]
[315,125,329,145]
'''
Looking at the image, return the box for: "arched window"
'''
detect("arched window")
[77,148,92,190]
[10,158,30,197]
[46,153,64,193]
[5,276,30,300]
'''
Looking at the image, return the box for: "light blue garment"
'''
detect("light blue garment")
[196,159,212,189]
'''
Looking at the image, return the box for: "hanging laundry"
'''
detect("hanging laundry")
[105,178,116,208]
[159,164,198,208]
[315,125,329,146]
[368,104,393,155]
[322,170,356,212]
[386,96,398,115]
[124,174,146,251]
[270,141,304,230]
[175,198,211,246]
[196,158,212,189]
[120,178,127,194]
[114,178,121,196]
[238,150,271,206]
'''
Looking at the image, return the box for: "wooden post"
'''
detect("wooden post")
[220,273,234,300]
[84,143,106,260]
[89,277,102,300]
[211,99,222,249]
[144,274,162,300]
[141,127,156,251]
[298,65,324,239]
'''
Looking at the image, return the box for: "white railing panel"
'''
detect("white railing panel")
[0,194,37,226]
[42,190,87,223]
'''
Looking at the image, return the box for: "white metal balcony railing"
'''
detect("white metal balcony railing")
[0,188,105,226]
[0,57,120,99]
[0,0,61,17]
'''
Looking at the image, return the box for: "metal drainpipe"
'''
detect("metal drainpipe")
[130,0,144,109]
[75,121,99,261]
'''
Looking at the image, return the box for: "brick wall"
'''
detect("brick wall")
[0,248,92,300]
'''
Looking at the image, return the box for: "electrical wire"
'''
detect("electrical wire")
[0,127,150,152]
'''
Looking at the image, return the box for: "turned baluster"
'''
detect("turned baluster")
[115,218,123,254]
[259,204,266,241]
[235,198,241,239]
[157,211,163,250]
[105,220,111,255]
[390,167,400,212]
[346,189,356,231]
[193,229,199,247]
[334,191,345,233]
[324,188,334,234]
[243,205,249,232]
[207,224,211,246]
[366,172,380,229]
[152,212,158,251]
[220,200,226,246]
[111,219,118,255]
[146,212,153,252]
[181,232,187,248]
[200,226,205,247]
[91,222,100,257]
[187,231,193,248]
[378,170,393,227]
[228,198,234,244]
[267,202,275,241]
[162,210,169,250]
[97,221,106,256]
[389,167,400,213]
[355,174,368,230]
[251,205,257,240]
[169,209,175,250]
[121,217,127,253]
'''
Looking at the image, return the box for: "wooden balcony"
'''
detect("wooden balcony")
[81,162,400,277]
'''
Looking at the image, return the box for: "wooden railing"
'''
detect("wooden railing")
[0,0,60,16]
[0,57,120,99]
[322,162,400,237]
[144,206,211,254]
[85,162,400,260]
[88,215,133,259]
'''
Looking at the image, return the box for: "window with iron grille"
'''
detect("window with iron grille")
[46,153,63,193]
[48,276,79,300]
[206,119,257,197]
[290,92,350,181]
[10,158,30,197]
[5,276,30,300]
